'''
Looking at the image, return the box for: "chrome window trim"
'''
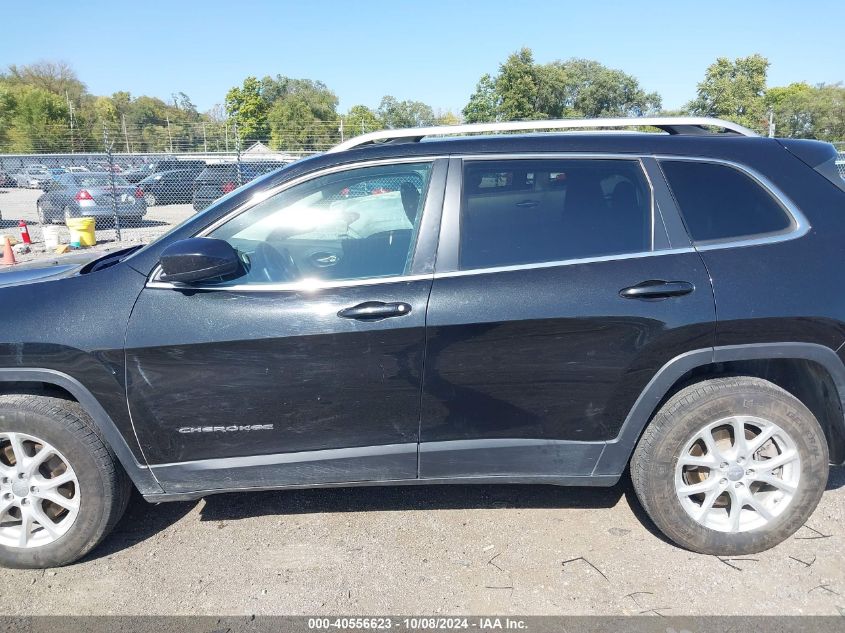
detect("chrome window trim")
[431,247,696,280]
[147,273,435,293]
[147,156,444,290]
[146,153,810,293]
[655,155,810,250]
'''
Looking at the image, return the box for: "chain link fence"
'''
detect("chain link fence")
[0,144,307,261]
[1,129,844,263]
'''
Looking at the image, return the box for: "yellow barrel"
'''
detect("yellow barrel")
[66,217,96,247]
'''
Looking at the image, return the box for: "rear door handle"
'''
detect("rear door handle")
[619,280,695,299]
[338,301,412,321]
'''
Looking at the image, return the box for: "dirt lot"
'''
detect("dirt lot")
[0,187,189,263]
[0,468,842,616]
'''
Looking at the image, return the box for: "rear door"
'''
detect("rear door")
[419,155,715,480]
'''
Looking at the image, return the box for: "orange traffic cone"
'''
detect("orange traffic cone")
[1,236,16,266]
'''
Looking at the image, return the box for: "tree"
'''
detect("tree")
[2,85,70,152]
[543,59,662,118]
[463,73,499,123]
[767,82,845,141]
[686,54,769,131]
[344,105,382,136]
[377,96,436,128]
[462,49,661,123]
[4,61,86,103]
[264,76,339,151]
[496,48,540,120]
[225,76,269,142]
[435,110,461,126]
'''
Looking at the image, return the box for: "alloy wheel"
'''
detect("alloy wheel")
[674,415,801,533]
[0,432,80,548]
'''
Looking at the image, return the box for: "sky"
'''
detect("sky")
[1,0,843,115]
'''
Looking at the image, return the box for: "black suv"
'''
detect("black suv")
[192,161,288,211]
[123,160,207,184]
[2,117,845,568]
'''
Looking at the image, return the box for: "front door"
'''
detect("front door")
[125,159,446,493]
[419,156,715,479]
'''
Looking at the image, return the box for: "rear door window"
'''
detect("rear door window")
[459,159,653,270]
[660,160,794,243]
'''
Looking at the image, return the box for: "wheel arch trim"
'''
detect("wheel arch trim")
[594,342,845,475]
[0,368,163,495]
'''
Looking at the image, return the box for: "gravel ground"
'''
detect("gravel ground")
[0,469,843,616]
[0,187,189,263]
[1,186,844,618]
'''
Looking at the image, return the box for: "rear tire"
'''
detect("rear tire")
[0,395,131,568]
[631,376,828,555]
[144,193,156,206]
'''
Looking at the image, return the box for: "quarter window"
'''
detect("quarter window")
[207,162,432,284]
[660,160,794,243]
[459,159,653,270]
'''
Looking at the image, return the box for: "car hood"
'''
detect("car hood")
[0,251,106,288]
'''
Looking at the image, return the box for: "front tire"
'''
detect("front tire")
[144,192,156,206]
[631,376,828,555]
[0,395,130,568]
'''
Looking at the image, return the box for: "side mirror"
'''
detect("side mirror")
[159,237,241,284]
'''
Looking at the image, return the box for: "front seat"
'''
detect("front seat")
[341,182,419,278]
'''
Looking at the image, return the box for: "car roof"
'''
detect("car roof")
[273,132,787,185]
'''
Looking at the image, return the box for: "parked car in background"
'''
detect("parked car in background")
[192,161,285,211]
[64,166,89,173]
[124,160,207,184]
[137,169,201,206]
[13,166,52,189]
[47,168,67,178]
[89,162,124,174]
[35,172,147,224]
[0,170,15,187]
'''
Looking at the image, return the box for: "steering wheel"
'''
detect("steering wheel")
[247,241,300,283]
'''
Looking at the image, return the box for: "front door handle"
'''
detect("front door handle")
[619,280,695,299]
[515,200,540,208]
[338,301,412,321]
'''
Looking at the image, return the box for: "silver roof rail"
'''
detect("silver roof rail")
[328,116,758,153]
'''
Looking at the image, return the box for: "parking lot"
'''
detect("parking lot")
[0,468,842,616]
[0,187,190,263]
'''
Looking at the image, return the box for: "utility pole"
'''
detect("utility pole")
[202,121,208,152]
[224,122,229,152]
[103,125,121,242]
[165,115,174,153]
[122,114,131,153]
[66,91,75,153]
[234,123,243,186]
[768,110,776,138]
[338,117,344,143]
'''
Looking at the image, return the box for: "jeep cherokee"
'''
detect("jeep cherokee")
[1,117,845,568]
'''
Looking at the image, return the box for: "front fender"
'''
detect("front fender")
[0,368,162,494]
